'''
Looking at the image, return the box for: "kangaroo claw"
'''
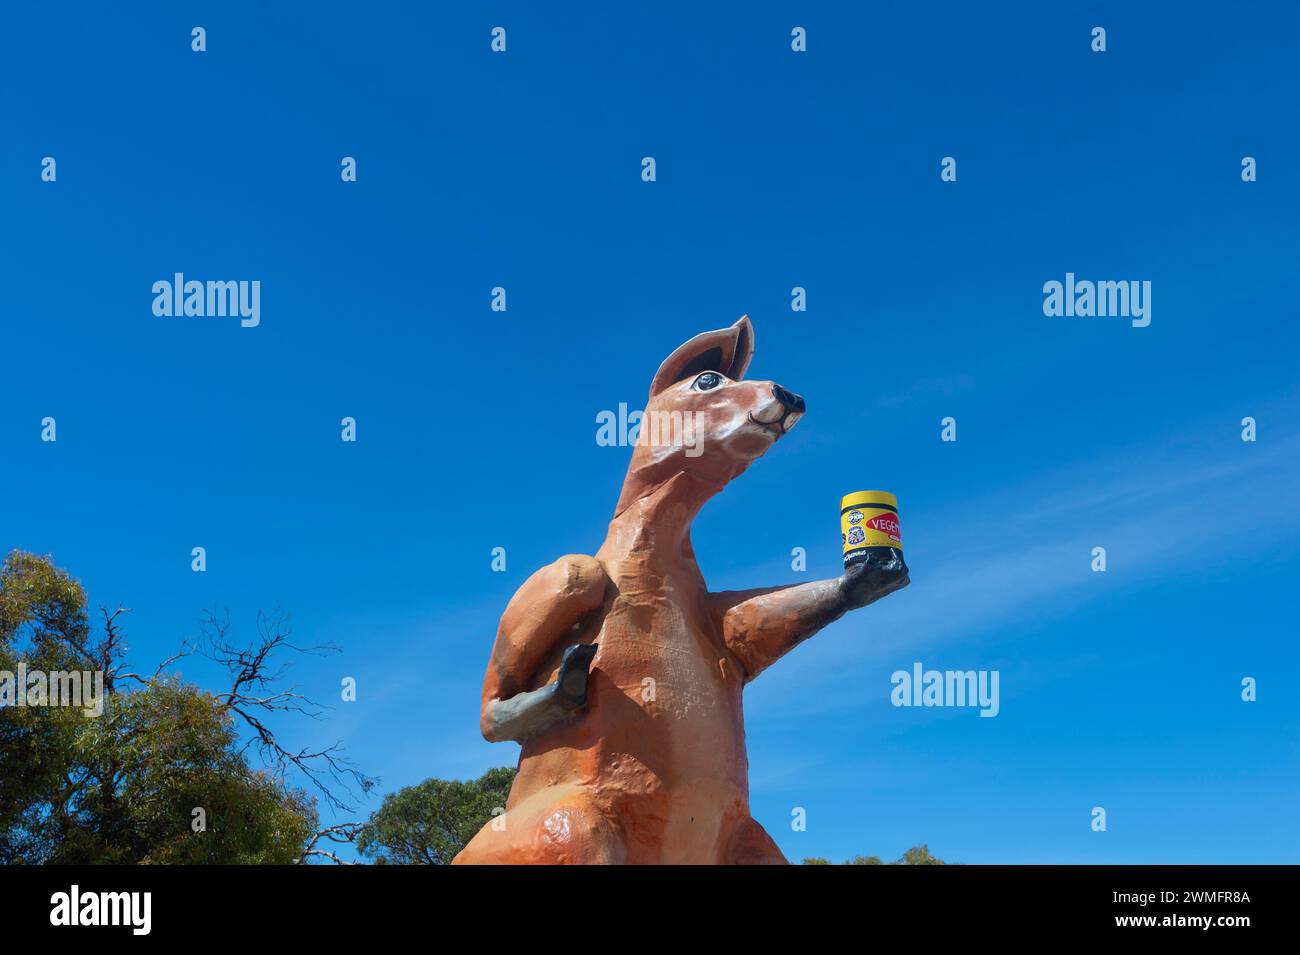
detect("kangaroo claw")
[555,643,598,710]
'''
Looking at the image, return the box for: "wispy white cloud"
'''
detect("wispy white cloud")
[747,422,1300,719]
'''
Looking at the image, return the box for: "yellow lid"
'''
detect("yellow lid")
[841,490,897,511]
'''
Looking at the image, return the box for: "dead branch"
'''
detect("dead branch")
[198,607,376,812]
[295,822,363,865]
[90,605,192,690]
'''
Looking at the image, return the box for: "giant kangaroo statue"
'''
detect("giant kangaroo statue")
[455,316,909,864]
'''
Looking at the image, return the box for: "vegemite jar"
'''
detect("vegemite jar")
[840,491,902,568]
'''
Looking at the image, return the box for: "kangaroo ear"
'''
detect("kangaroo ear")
[648,315,755,397]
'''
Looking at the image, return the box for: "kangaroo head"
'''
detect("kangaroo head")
[616,316,805,511]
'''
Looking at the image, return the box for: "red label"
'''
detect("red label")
[867,513,901,542]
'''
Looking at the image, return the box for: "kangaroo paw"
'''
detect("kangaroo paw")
[840,549,910,608]
[555,643,598,711]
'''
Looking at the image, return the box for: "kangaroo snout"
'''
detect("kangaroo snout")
[762,383,805,434]
[772,384,805,414]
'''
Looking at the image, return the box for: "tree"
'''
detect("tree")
[356,768,516,864]
[899,844,944,865]
[801,845,945,865]
[0,550,369,864]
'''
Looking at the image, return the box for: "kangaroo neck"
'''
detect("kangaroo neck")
[598,470,722,568]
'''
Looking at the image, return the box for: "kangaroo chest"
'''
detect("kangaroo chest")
[596,564,721,674]
[589,562,745,742]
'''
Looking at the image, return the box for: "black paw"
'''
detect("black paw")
[841,549,910,608]
[555,643,598,711]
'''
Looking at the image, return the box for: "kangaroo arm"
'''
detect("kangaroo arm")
[480,555,608,742]
[482,644,597,742]
[709,579,850,682]
[711,554,910,681]
[484,682,568,743]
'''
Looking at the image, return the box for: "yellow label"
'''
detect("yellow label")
[841,491,902,554]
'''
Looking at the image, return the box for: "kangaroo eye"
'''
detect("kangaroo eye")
[693,372,724,391]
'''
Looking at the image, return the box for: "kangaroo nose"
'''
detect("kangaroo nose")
[772,384,805,413]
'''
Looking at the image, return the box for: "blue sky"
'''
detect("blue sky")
[3,2,1297,862]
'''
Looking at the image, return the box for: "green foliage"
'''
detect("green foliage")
[0,550,318,864]
[356,767,516,864]
[899,844,944,865]
[802,845,944,866]
[87,680,316,864]
[0,549,91,652]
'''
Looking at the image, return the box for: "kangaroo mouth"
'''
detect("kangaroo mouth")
[748,411,786,438]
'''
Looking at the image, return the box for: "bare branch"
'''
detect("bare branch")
[196,607,376,812]
[101,604,191,688]
[295,822,362,865]
[116,640,192,687]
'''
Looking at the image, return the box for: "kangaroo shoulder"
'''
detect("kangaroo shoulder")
[501,554,608,627]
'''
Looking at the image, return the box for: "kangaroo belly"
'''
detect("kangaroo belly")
[512,583,751,861]
[595,584,746,768]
